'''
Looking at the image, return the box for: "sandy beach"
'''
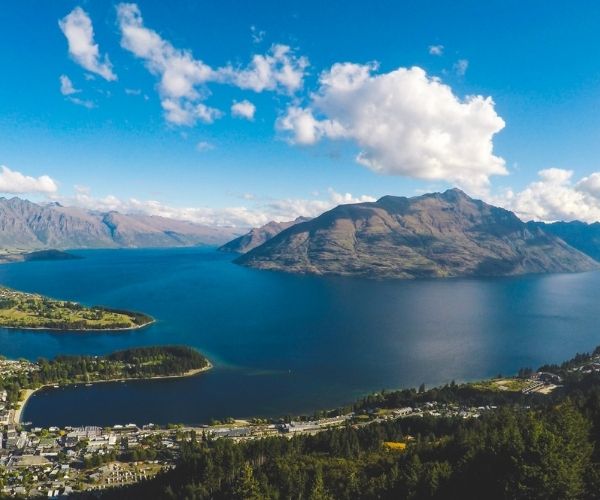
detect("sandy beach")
[12,388,35,425]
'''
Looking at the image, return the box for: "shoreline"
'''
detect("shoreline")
[16,361,213,425]
[0,318,155,333]
[12,389,35,426]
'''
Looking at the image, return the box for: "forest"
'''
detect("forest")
[77,349,600,499]
[0,346,209,405]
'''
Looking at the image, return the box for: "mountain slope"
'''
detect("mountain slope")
[528,221,600,262]
[219,217,311,254]
[237,189,598,279]
[0,197,242,251]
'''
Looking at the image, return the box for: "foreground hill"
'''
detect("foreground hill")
[219,216,311,254]
[0,197,241,251]
[237,189,598,279]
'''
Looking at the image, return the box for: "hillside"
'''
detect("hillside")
[529,221,600,262]
[219,216,311,254]
[0,197,242,251]
[237,189,598,279]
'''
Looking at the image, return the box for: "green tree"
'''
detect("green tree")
[232,463,262,500]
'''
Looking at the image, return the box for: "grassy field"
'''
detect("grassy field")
[470,378,532,392]
[0,287,153,330]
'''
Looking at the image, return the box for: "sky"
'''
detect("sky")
[3,1,600,226]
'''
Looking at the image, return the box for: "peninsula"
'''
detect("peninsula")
[0,345,211,425]
[0,287,153,331]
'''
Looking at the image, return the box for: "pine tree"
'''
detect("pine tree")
[232,463,262,500]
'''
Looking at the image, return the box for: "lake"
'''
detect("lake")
[1,247,599,427]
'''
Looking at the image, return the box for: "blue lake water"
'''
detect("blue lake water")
[1,247,600,427]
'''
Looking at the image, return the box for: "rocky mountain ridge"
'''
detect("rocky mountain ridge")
[236,189,598,279]
[0,197,242,251]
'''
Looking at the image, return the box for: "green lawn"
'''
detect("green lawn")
[470,378,531,393]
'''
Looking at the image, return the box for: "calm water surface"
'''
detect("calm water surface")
[1,248,599,426]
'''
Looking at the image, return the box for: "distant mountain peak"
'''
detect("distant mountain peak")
[219,217,312,254]
[237,191,598,279]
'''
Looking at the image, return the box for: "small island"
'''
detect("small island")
[0,345,212,424]
[0,287,153,330]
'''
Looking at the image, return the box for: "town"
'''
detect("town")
[0,351,577,498]
[1,400,496,498]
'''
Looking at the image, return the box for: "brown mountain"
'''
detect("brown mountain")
[219,216,311,254]
[0,197,242,252]
[237,189,598,279]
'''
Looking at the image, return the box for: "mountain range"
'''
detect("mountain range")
[0,197,242,252]
[235,189,599,279]
[4,192,600,280]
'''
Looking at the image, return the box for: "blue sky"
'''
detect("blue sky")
[3,1,600,225]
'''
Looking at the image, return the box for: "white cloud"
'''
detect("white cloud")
[67,96,96,109]
[453,59,469,76]
[59,7,117,81]
[231,100,256,120]
[63,187,375,227]
[278,64,506,192]
[0,166,59,195]
[222,44,308,94]
[429,45,444,56]
[496,168,600,222]
[125,88,142,95]
[161,99,221,126]
[196,141,215,152]
[59,75,79,95]
[116,3,217,126]
[116,3,308,125]
[261,189,376,223]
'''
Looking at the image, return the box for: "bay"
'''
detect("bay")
[0,247,598,427]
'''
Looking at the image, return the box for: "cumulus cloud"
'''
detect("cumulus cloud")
[497,168,600,222]
[59,75,79,95]
[429,45,444,56]
[0,166,59,195]
[231,100,256,120]
[116,3,218,126]
[59,7,117,81]
[278,63,506,192]
[116,3,307,125]
[63,187,375,227]
[222,44,308,94]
